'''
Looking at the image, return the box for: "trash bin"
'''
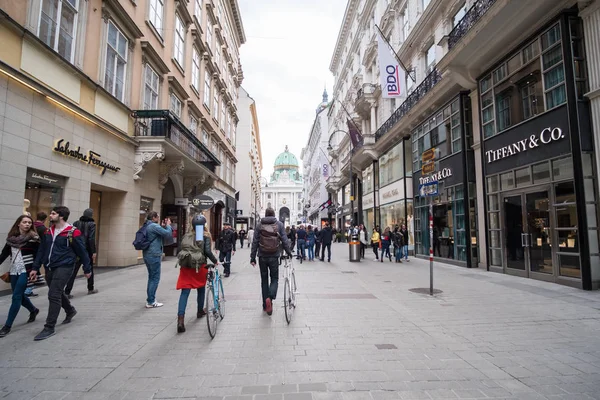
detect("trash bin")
[349,232,361,262]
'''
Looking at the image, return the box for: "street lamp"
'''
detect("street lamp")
[327,129,355,228]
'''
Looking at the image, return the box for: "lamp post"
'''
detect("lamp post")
[327,130,354,228]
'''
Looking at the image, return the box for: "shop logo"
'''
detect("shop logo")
[382,188,400,199]
[53,139,121,175]
[419,168,452,185]
[31,173,58,184]
[485,127,565,164]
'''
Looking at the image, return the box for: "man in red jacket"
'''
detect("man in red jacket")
[30,206,91,341]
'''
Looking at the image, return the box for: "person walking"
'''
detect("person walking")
[24,211,49,298]
[0,215,41,338]
[319,223,333,262]
[65,208,98,298]
[371,226,381,261]
[381,227,392,262]
[359,224,368,260]
[250,208,292,315]
[216,222,236,277]
[289,225,297,254]
[306,225,315,261]
[141,211,172,309]
[175,218,218,333]
[392,226,404,263]
[400,224,410,262]
[296,225,307,260]
[314,227,321,258]
[238,228,247,249]
[30,206,91,341]
[246,227,254,248]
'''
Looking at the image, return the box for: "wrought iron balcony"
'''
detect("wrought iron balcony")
[448,0,498,50]
[375,68,442,141]
[132,110,220,172]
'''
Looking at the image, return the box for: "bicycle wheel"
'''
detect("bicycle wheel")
[218,278,225,320]
[206,286,218,338]
[284,278,293,324]
[291,270,297,306]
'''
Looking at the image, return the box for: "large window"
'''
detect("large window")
[149,0,163,33]
[480,23,566,138]
[143,64,159,110]
[192,47,200,91]
[104,21,128,102]
[190,115,198,134]
[170,93,182,118]
[39,0,79,62]
[425,44,436,72]
[214,93,220,121]
[412,99,461,171]
[203,70,211,108]
[174,15,185,67]
[402,7,409,41]
[362,164,374,195]
[195,0,202,21]
[452,3,467,27]
[379,142,404,187]
[206,20,213,49]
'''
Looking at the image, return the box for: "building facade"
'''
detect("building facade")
[234,86,262,230]
[0,0,245,285]
[260,147,303,226]
[328,0,600,289]
[301,90,331,227]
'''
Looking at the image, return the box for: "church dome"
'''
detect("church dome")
[274,146,299,171]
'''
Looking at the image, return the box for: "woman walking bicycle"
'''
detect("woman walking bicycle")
[0,215,41,337]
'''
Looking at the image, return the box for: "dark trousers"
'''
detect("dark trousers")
[315,242,321,257]
[65,256,94,294]
[259,257,279,309]
[360,243,366,259]
[45,267,75,330]
[372,243,379,259]
[239,238,244,248]
[320,243,331,261]
[219,250,232,274]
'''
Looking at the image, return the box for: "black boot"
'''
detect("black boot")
[177,315,186,333]
[27,308,39,323]
[0,326,10,338]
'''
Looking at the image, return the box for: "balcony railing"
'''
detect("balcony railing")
[375,68,442,141]
[132,110,220,172]
[448,0,498,50]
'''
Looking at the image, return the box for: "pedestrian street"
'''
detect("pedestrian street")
[1,244,600,400]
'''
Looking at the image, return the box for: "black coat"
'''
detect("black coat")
[216,228,236,252]
[73,216,97,254]
[320,227,333,245]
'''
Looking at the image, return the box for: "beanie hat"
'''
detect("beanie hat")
[83,208,94,218]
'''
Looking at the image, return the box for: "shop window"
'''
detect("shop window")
[362,164,374,195]
[486,176,499,193]
[552,157,573,181]
[139,196,154,228]
[500,172,514,190]
[379,142,404,187]
[532,162,550,183]
[515,167,531,187]
[25,169,66,220]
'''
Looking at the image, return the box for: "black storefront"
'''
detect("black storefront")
[412,94,478,268]
[480,12,598,289]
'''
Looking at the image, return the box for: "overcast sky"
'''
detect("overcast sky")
[238,0,348,179]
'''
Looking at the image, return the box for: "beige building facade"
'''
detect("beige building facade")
[0,0,245,288]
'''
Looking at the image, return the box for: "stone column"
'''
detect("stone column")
[370,105,377,133]
[470,89,487,269]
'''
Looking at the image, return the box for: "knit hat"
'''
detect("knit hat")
[83,208,94,218]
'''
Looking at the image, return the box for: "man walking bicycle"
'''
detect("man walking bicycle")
[250,208,293,315]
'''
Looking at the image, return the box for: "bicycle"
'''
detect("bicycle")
[205,264,225,339]
[281,255,297,324]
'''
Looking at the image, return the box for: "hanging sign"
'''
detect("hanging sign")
[191,195,214,210]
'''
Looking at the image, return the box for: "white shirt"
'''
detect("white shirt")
[10,247,26,275]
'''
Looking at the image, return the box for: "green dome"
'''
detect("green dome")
[274,146,299,171]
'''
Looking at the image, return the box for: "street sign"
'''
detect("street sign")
[174,197,188,206]
[422,148,436,162]
[236,210,243,215]
[419,181,439,197]
[422,161,436,175]
[191,195,214,210]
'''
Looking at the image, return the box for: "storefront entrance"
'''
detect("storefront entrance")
[502,188,553,280]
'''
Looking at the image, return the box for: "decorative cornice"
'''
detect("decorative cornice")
[330,0,359,72]
[159,161,185,188]
[133,150,165,180]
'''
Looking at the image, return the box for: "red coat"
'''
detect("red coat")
[176,267,208,290]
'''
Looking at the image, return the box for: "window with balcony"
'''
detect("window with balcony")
[204,70,211,109]
[452,3,467,27]
[39,0,79,62]
[426,44,436,73]
[192,47,200,91]
[104,21,128,102]
[174,15,185,67]
[143,64,159,110]
[190,115,198,134]
[170,93,182,118]
[202,130,209,145]
[149,0,163,33]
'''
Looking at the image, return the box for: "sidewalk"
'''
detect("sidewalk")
[0,243,599,399]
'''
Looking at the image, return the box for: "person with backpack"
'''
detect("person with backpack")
[175,215,218,333]
[65,208,97,298]
[30,206,91,341]
[133,211,172,309]
[216,222,236,277]
[250,207,293,315]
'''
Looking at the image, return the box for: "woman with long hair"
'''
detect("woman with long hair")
[306,225,315,261]
[0,215,41,337]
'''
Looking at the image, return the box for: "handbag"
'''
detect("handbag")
[0,272,9,283]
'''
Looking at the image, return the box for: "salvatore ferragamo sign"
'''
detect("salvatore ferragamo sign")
[53,139,121,175]
[486,127,565,164]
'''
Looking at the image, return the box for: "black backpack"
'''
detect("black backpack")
[133,223,151,250]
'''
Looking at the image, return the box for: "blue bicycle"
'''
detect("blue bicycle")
[205,264,225,338]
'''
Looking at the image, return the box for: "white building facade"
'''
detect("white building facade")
[234,87,263,230]
[328,0,600,290]
[261,147,304,226]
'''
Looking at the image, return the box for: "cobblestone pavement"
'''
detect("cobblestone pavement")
[1,243,600,400]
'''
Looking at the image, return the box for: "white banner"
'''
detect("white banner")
[377,31,405,98]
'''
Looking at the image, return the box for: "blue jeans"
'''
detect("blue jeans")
[144,256,162,304]
[297,239,306,259]
[5,273,36,328]
[307,243,314,260]
[402,245,409,260]
[219,251,232,275]
[177,287,205,316]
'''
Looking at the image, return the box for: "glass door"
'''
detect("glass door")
[526,191,553,276]
[503,195,526,271]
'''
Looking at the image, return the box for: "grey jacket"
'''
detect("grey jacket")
[250,216,292,260]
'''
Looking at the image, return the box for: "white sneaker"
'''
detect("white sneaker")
[146,302,164,308]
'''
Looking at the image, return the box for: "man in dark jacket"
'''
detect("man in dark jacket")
[216,222,236,277]
[250,208,293,315]
[238,228,247,248]
[65,208,97,297]
[30,206,91,341]
[319,223,333,262]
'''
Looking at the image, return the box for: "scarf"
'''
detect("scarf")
[6,231,39,249]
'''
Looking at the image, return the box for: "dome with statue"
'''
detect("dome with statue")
[271,146,302,184]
